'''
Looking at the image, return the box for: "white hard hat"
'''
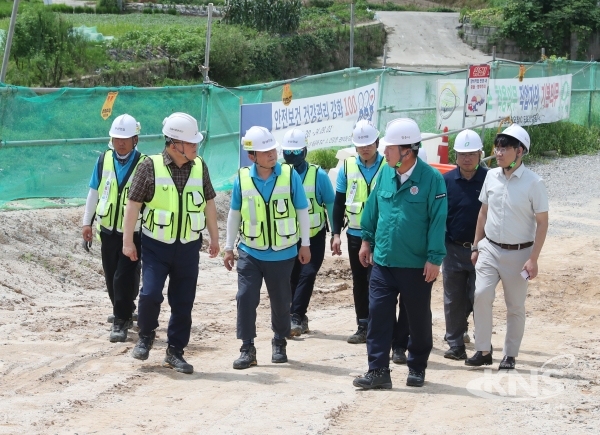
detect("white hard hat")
[379,118,422,150]
[241,126,279,152]
[352,120,380,147]
[454,129,483,152]
[499,123,530,152]
[109,114,141,139]
[281,129,307,150]
[162,112,204,144]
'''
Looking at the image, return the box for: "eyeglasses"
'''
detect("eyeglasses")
[283,149,303,155]
[494,146,515,155]
[456,152,480,158]
[170,139,197,148]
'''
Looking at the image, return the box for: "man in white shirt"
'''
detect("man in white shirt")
[465,124,548,370]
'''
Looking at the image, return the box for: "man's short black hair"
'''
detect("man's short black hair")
[494,134,521,149]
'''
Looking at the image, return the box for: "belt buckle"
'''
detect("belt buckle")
[462,242,471,249]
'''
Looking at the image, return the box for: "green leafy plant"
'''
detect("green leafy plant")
[306,148,339,170]
[224,0,302,35]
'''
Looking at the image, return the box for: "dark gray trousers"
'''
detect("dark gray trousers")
[443,241,475,347]
[236,249,296,340]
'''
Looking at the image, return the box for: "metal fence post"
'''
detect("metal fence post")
[0,0,20,83]
[203,3,214,84]
[349,2,355,68]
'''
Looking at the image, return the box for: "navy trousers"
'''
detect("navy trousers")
[367,264,433,372]
[100,231,140,321]
[392,296,409,351]
[290,227,326,317]
[347,233,371,323]
[137,234,201,352]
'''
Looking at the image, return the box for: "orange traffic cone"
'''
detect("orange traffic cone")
[437,126,449,164]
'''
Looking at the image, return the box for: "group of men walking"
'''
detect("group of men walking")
[83,112,548,386]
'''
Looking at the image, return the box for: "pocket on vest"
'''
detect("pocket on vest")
[242,221,265,240]
[345,202,364,216]
[143,208,174,239]
[96,202,113,227]
[186,212,206,234]
[309,212,322,229]
[186,191,205,212]
[275,218,297,237]
[272,198,290,219]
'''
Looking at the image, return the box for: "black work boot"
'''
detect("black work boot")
[406,368,426,387]
[392,347,407,365]
[109,318,129,343]
[444,345,467,360]
[163,346,193,374]
[132,331,155,360]
[271,338,288,363]
[290,314,302,337]
[301,315,309,334]
[233,344,257,370]
[353,367,392,390]
[347,323,367,344]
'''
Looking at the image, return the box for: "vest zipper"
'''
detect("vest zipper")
[176,189,183,241]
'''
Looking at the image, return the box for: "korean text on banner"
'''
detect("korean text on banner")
[437,74,572,129]
[271,83,378,150]
[465,64,490,117]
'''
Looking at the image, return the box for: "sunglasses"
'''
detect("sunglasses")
[283,149,304,155]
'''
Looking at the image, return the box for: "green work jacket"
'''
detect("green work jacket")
[361,158,448,268]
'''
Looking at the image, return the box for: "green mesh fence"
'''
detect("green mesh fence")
[0,61,598,208]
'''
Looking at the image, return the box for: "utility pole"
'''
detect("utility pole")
[202,3,214,83]
[349,2,355,68]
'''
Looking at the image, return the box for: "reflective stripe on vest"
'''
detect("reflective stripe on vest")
[239,164,298,251]
[303,164,326,237]
[344,157,385,230]
[95,150,145,237]
[141,154,206,244]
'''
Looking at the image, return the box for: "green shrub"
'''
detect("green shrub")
[224,0,302,35]
[306,148,339,170]
[308,0,334,8]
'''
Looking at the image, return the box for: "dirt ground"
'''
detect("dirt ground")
[0,182,599,434]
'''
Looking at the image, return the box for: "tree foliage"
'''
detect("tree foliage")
[501,0,600,58]
[9,7,96,87]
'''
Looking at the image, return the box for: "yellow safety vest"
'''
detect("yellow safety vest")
[344,156,385,230]
[303,164,326,237]
[239,163,299,251]
[95,150,146,238]
[141,154,206,244]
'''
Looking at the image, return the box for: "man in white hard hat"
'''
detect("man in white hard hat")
[122,112,220,374]
[280,129,335,337]
[466,124,548,370]
[331,119,386,344]
[82,114,145,343]
[442,129,487,361]
[223,126,311,369]
[353,118,447,389]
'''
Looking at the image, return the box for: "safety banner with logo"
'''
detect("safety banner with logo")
[239,83,378,167]
[436,74,572,130]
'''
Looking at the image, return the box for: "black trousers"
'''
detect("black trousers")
[290,227,327,318]
[100,231,141,321]
[347,233,371,323]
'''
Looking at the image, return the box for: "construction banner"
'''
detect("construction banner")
[437,74,572,129]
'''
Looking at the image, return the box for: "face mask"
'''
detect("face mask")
[283,152,306,169]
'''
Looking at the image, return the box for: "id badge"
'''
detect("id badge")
[346,181,357,205]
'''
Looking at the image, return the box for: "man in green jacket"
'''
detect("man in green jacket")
[353,118,447,389]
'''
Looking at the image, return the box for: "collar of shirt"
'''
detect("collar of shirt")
[397,158,418,184]
[496,162,525,180]
[249,161,282,181]
[453,164,487,182]
[355,153,382,169]
[161,148,195,168]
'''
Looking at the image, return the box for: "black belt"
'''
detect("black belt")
[451,240,472,249]
[486,237,533,250]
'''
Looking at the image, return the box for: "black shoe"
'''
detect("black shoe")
[132,331,155,360]
[163,347,193,374]
[347,324,367,344]
[465,351,493,367]
[233,344,257,370]
[271,338,288,363]
[108,311,137,324]
[290,314,302,337]
[406,368,425,387]
[353,367,392,390]
[109,318,129,343]
[499,356,516,370]
[391,348,407,365]
[444,345,467,360]
[301,315,309,334]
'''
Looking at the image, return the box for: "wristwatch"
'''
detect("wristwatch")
[471,244,479,252]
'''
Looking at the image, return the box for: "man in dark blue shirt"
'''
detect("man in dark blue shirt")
[443,129,487,360]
